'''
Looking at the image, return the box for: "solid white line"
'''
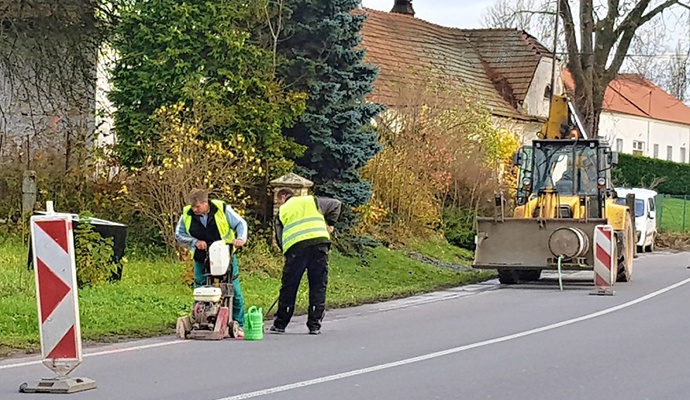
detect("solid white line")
[2,276,688,377]
[0,340,184,371]
[0,288,491,371]
[215,276,690,400]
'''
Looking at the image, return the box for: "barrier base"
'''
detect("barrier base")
[590,287,615,296]
[19,377,97,394]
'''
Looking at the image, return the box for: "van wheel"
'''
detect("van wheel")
[646,233,655,252]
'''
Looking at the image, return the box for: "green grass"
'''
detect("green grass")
[659,196,690,232]
[406,237,474,265]
[0,236,490,357]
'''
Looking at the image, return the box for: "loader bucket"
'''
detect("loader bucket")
[473,217,608,271]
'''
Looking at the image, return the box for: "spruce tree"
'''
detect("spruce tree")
[277,0,385,228]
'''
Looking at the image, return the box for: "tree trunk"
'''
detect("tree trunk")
[559,0,685,138]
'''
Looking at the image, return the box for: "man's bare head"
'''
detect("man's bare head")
[188,188,210,215]
[276,188,295,206]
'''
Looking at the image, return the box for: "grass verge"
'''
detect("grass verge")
[659,197,690,232]
[0,236,491,358]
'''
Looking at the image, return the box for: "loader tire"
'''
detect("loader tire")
[617,213,635,283]
[498,269,519,284]
[519,269,541,281]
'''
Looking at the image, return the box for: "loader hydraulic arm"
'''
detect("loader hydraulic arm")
[539,94,588,140]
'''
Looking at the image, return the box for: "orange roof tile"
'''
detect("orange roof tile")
[562,69,690,126]
[357,8,549,122]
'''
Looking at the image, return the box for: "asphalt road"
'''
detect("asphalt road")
[1,251,689,400]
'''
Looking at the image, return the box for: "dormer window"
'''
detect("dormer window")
[544,84,552,99]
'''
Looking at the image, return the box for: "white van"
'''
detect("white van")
[614,187,658,253]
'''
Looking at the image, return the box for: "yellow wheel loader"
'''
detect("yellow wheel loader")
[472,95,636,285]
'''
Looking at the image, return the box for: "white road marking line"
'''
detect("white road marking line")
[216,276,690,400]
[0,286,495,371]
[0,340,184,371]
[2,275,688,377]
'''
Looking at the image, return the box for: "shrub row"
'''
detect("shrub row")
[613,153,690,195]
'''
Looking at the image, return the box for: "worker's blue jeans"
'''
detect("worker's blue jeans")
[193,254,245,327]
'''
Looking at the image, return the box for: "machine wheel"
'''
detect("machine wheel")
[498,269,519,284]
[646,233,655,253]
[617,213,635,282]
[228,320,240,338]
[518,269,541,281]
[176,316,191,339]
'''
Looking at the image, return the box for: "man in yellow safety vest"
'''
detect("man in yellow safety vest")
[174,188,248,335]
[269,188,341,335]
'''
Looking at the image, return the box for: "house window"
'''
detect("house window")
[632,141,644,156]
[653,144,659,158]
[681,147,687,163]
[543,84,551,99]
[616,139,623,152]
[667,146,673,161]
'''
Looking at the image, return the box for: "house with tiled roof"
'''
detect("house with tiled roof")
[356,2,565,140]
[563,70,690,163]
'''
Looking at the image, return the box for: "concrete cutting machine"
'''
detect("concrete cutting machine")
[176,241,241,340]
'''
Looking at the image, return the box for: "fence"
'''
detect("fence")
[656,194,690,232]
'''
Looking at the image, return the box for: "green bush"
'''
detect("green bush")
[442,207,476,251]
[73,215,119,288]
[613,153,690,195]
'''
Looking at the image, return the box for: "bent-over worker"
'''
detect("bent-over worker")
[269,188,341,335]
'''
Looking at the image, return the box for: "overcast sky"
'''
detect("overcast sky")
[360,0,495,28]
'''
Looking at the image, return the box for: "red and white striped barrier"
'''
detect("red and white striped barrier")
[591,224,615,296]
[20,208,96,393]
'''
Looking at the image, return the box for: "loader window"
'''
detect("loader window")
[516,146,533,202]
[532,143,599,196]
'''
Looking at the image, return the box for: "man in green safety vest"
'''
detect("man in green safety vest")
[174,188,248,336]
[269,188,341,335]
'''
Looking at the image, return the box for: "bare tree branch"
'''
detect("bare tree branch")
[560,0,582,77]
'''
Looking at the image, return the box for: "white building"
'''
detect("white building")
[566,73,690,163]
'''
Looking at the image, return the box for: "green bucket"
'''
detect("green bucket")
[245,306,264,341]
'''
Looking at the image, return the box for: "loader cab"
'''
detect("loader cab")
[513,139,618,218]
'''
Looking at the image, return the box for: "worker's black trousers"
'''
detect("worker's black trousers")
[274,243,329,331]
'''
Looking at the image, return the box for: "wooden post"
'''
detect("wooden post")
[22,170,37,216]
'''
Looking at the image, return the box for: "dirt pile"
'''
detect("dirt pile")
[656,232,690,251]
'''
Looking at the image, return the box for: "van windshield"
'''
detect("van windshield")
[615,198,645,217]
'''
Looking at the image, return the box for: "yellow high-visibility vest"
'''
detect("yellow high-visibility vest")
[279,195,330,253]
[182,199,236,254]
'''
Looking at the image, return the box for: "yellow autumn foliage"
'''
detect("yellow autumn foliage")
[121,102,265,249]
[359,72,521,238]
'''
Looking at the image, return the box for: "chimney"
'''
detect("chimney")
[391,0,415,16]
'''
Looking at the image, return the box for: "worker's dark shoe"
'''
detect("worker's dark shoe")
[308,328,321,335]
[269,325,285,334]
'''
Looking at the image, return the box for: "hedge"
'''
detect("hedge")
[613,153,690,195]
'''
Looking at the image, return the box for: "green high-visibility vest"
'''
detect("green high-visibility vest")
[279,195,330,253]
[182,199,236,255]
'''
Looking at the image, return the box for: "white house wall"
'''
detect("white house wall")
[523,58,564,119]
[95,46,116,147]
[598,111,690,163]
[0,36,96,159]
